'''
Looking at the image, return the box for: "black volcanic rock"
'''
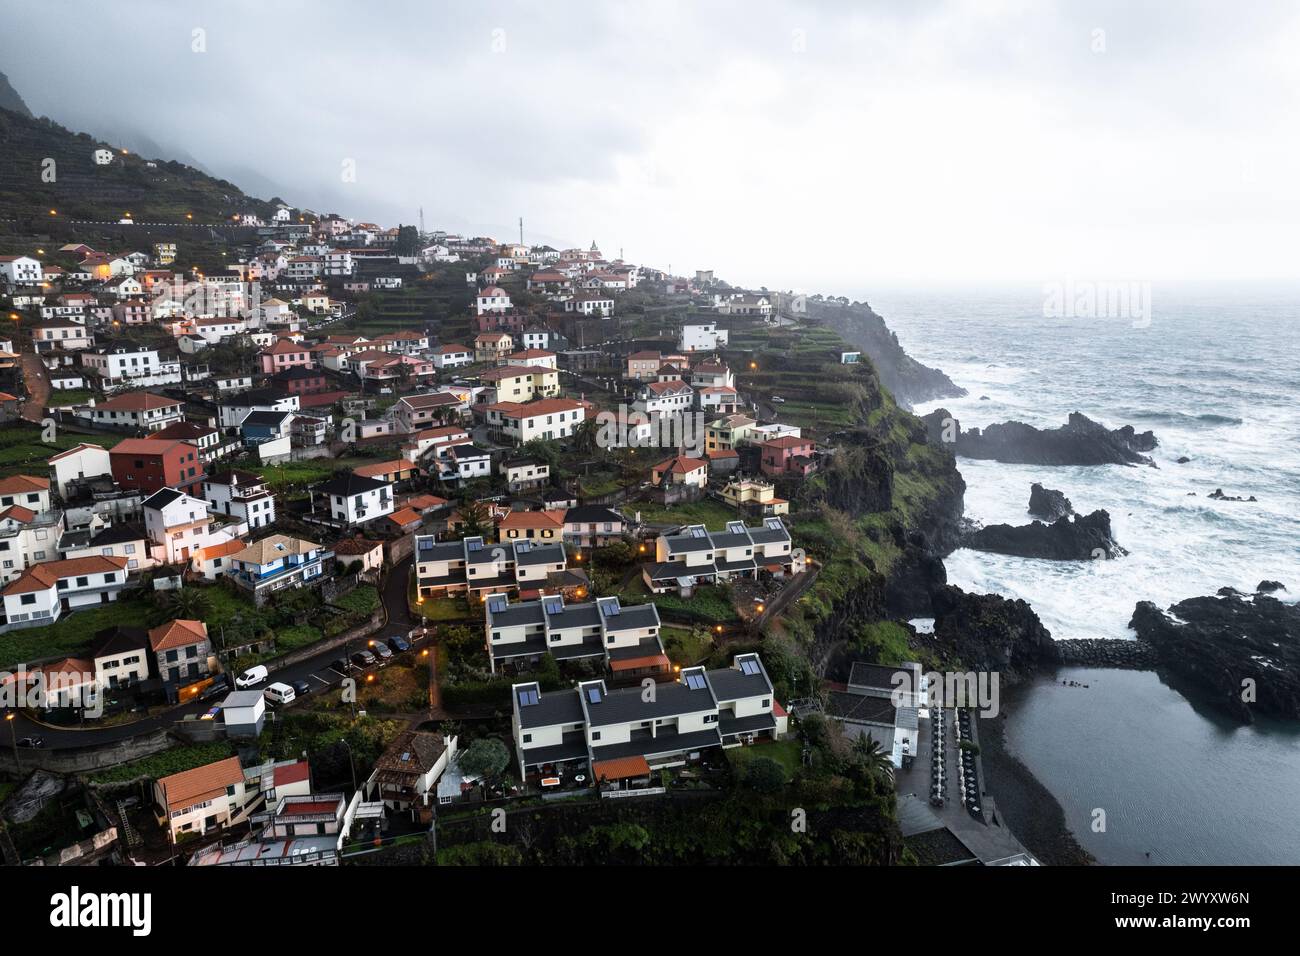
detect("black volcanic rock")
[922,410,1157,466]
[1130,593,1300,722]
[930,585,1059,683]
[1028,482,1074,520]
[1257,580,1287,594]
[965,510,1126,560]
[1208,488,1257,502]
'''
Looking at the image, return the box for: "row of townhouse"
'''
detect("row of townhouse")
[511,651,788,784]
[414,535,570,601]
[643,517,796,594]
[486,593,669,677]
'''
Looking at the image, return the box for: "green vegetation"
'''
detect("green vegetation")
[88,740,236,785]
[725,739,803,782]
[0,595,159,668]
[652,585,739,624]
[632,497,740,530]
[0,423,112,478]
[46,388,96,407]
[661,624,714,666]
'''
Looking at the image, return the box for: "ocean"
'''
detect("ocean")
[864,282,1300,865]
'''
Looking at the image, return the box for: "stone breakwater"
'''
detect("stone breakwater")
[1053,638,1158,669]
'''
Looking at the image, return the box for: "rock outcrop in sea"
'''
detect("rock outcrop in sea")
[1129,588,1300,722]
[965,510,1126,560]
[928,585,1060,683]
[921,410,1157,465]
[1027,482,1073,520]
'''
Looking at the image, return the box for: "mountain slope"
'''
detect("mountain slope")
[0,104,282,223]
[0,71,33,117]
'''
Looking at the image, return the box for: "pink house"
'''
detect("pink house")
[259,338,314,375]
[759,436,816,477]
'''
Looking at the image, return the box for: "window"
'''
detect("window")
[20,594,35,605]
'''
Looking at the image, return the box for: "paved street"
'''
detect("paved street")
[5,558,419,752]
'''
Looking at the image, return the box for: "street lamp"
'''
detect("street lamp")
[338,738,358,793]
[6,712,18,771]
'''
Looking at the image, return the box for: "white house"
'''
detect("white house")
[81,342,182,391]
[315,473,394,526]
[142,488,217,565]
[430,344,473,370]
[0,255,42,285]
[482,398,587,445]
[203,470,277,530]
[679,322,729,352]
[0,555,129,630]
[89,392,185,432]
[48,444,113,498]
[475,286,512,315]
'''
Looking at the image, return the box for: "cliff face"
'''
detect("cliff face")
[0,72,33,118]
[803,298,966,408]
[786,354,966,673]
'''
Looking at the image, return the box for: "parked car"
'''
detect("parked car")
[770,395,786,404]
[290,680,312,697]
[198,674,231,701]
[330,658,354,675]
[17,736,43,748]
[263,682,297,707]
[387,634,411,653]
[350,650,376,668]
[234,665,269,689]
[369,642,393,663]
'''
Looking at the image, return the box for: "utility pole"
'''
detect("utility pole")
[518,216,523,246]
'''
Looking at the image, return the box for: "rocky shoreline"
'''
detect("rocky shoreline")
[921,409,1158,466]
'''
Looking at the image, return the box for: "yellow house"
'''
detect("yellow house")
[721,477,789,516]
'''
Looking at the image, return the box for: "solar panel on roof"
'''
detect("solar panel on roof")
[685,673,707,690]
[601,600,620,616]
[517,688,539,706]
[740,659,761,675]
[586,687,602,704]
[466,539,482,551]
[487,594,507,613]
[544,597,563,614]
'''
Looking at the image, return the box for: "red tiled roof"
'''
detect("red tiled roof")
[593,755,651,781]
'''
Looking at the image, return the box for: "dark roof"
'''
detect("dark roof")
[315,472,389,495]
[516,686,585,729]
[220,387,292,406]
[241,410,293,427]
[583,675,717,727]
[824,691,898,725]
[564,505,624,524]
[142,488,186,509]
[705,663,772,703]
[90,626,150,659]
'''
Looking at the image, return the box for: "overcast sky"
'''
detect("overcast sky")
[3,0,1299,290]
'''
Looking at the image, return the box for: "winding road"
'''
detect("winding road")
[4,557,420,753]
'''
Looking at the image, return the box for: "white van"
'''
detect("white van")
[263,682,296,706]
[234,665,269,689]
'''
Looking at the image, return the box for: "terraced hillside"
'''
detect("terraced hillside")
[0,105,281,224]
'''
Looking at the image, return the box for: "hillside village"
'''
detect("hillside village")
[0,185,1004,867]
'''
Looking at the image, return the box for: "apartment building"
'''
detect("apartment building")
[414,535,568,600]
[486,593,667,677]
[643,518,794,593]
[510,652,786,782]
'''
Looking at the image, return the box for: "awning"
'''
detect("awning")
[593,755,651,782]
[609,653,670,673]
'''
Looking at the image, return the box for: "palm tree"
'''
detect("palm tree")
[570,417,600,457]
[157,585,213,621]
[853,734,894,781]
